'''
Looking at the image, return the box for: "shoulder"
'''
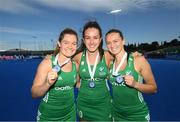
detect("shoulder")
[44,54,53,60]
[134,55,150,71]
[134,55,147,63]
[104,50,114,68]
[73,60,79,71]
[38,56,52,71]
[73,52,83,65]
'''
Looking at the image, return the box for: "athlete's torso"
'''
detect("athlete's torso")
[37,55,77,121]
[109,54,146,108]
[78,51,110,99]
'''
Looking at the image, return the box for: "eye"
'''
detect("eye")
[63,41,69,45]
[94,37,99,39]
[114,40,119,43]
[73,42,77,45]
[106,41,111,45]
[84,36,90,40]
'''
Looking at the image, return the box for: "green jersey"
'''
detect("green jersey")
[37,56,77,121]
[109,54,150,121]
[77,51,112,121]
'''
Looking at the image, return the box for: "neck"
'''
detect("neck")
[58,53,70,63]
[86,50,99,65]
[115,49,126,62]
[87,49,99,57]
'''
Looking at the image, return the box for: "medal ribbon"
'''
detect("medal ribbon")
[112,52,127,76]
[86,51,99,81]
[53,54,70,67]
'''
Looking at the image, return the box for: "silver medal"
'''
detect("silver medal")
[52,65,61,72]
[116,75,123,84]
[89,80,95,88]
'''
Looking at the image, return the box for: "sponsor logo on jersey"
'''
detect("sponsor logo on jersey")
[111,81,126,86]
[54,86,72,91]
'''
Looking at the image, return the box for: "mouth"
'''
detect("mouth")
[111,48,117,52]
[89,45,96,48]
[64,49,75,53]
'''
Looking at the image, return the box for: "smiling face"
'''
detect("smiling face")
[83,28,101,53]
[106,32,125,55]
[58,34,77,58]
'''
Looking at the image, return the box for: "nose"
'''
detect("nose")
[68,43,73,49]
[110,43,115,48]
[90,39,94,45]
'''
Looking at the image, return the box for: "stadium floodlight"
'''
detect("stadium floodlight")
[109,9,122,14]
[108,9,122,28]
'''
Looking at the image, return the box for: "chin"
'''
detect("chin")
[65,55,73,58]
[65,53,74,58]
[88,48,98,52]
[110,51,118,55]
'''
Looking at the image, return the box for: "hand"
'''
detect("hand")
[132,51,142,57]
[47,71,58,86]
[44,54,52,60]
[124,75,137,88]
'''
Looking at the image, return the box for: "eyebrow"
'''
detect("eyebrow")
[84,35,99,37]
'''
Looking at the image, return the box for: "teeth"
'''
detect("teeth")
[89,45,94,46]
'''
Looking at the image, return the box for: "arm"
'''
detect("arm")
[73,52,82,65]
[31,57,58,98]
[125,56,157,94]
[74,61,81,89]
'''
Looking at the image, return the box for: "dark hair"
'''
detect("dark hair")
[53,28,78,55]
[105,29,124,40]
[76,21,104,60]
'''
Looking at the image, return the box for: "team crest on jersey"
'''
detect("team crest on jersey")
[99,66,104,71]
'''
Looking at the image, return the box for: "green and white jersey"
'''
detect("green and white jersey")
[37,55,77,121]
[109,54,150,121]
[77,51,112,121]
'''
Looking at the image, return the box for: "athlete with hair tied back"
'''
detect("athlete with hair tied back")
[105,28,157,121]
[31,28,78,121]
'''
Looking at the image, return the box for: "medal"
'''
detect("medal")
[116,75,123,84]
[112,52,127,83]
[89,80,95,88]
[52,65,61,72]
[86,51,99,88]
[52,54,70,73]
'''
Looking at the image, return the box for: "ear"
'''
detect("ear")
[82,38,86,44]
[100,37,103,42]
[57,41,61,47]
[122,39,125,45]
